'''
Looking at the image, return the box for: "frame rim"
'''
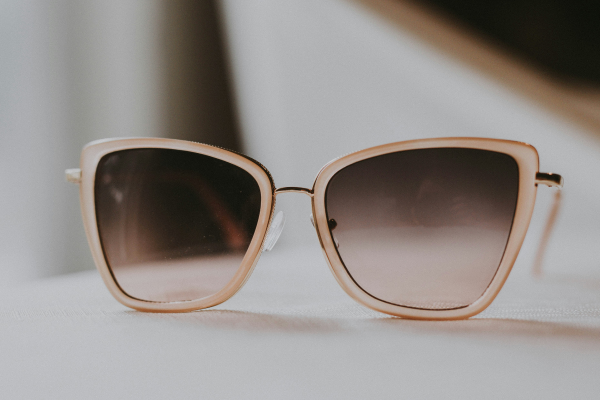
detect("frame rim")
[311,137,539,320]
[79,138,275,312]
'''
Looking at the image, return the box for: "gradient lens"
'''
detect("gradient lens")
[95,149,262,302]
[325,148,519,310]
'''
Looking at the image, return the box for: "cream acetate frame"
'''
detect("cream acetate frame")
[67,137,563,320]
[74,138,275,313]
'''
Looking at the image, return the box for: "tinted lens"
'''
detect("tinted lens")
[95,149,262,302]
[325,148,519,310]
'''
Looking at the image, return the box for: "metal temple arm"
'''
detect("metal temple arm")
[532,172,564,277]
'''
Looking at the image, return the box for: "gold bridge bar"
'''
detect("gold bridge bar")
[274,187,314,197]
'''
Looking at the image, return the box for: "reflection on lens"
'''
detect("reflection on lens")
[325,148,519,310]
[95,149,262,302]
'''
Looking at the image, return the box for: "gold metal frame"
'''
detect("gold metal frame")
[69,137,562,319]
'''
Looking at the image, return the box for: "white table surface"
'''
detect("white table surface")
[2,243,600,399]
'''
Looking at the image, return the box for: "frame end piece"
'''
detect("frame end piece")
[65,168,82,184]
[535,172,563,188]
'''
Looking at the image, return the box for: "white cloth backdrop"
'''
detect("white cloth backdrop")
[0,0,163,285]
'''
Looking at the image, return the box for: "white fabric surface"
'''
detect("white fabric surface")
[2,244,600,399]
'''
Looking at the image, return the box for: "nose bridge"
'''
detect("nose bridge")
[274,187,314,197]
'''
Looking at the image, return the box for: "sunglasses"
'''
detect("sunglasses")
[66,137,563,320]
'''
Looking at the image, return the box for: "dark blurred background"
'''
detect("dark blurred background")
[161,0,240,150]
[419,0,600,86]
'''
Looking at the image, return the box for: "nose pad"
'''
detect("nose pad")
[262,211,285,252]
[309,214,340,249]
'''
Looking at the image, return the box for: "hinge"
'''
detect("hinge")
[535,172,563,188]
[65,168,82,184]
